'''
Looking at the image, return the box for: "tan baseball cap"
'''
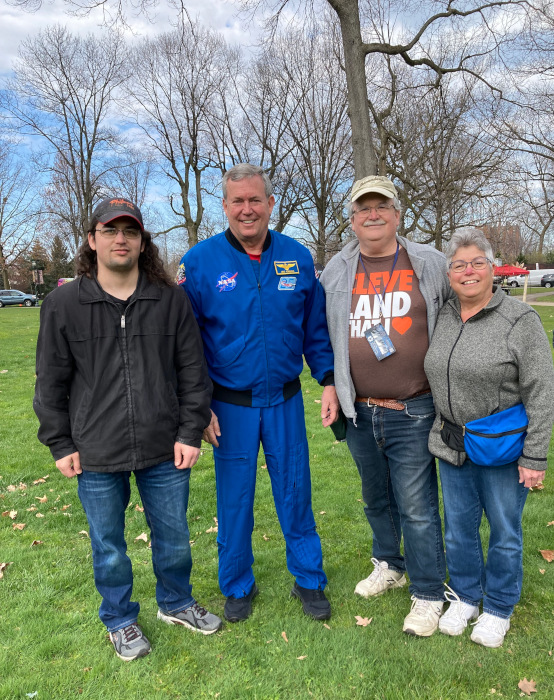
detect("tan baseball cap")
[350,175,398,203]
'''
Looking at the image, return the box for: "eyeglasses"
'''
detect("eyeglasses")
[96,227,142,240]
[448,257,492,273]
[353,203,395,216]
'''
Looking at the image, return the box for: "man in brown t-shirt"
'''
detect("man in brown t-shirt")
[320,176,450,637]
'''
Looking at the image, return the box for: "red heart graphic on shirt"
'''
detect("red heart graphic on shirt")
[391,317,412,334]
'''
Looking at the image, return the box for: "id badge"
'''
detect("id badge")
[364,323,396,361]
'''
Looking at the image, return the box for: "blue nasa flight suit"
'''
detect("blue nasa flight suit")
[180,229,334,597]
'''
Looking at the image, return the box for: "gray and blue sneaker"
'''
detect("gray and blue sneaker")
[157,602,222,635]
[109,623,151,661]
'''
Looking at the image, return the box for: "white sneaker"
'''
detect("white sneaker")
[403,596,444,637]
[439,588,479,636]
[470,612,510,648]
[354,558,407,598]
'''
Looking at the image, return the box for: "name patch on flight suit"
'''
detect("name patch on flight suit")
[274,261,299,275]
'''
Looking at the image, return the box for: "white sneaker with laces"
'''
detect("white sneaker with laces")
[470,612,510,648]
[403,596,444,637]
[439,588,479,636]
[354,558,407,598]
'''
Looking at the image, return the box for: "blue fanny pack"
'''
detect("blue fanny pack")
[464,404,528,466]
[441,404,528,467]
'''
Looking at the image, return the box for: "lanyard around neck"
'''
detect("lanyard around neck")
[358,242,400,322]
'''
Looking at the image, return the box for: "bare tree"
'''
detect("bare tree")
[269,23,352,262]
[2,25,130,249]
[127,19,232,248]
[0,141,38,289]
[385,76,506,249]
[242,0,527,180]
[210,45,304,233]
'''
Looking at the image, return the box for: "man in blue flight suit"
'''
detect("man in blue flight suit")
[178,164,339,622]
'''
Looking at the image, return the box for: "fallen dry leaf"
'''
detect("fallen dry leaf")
[281,631,289,643]
[355,616,372,627]
[82,667,92,672]
[539,569,546,574]
[135,504,144,512]
[518,678,537,695]
[31,540,44,547]
[35,513,44,518]
[33,477,48,485]
[36,495,48,503]
[7,485,17,492]
[319,511,326,515]
[135,533,148,542]
[2,510,17,519]
[297,655,307,660]
[61,504,71,511]
[78,530,89,537]
[260,464,267,469]
[0,369,8,374]
[490,689,496,694]
[205,526,218,533]
[0,562,13,579]
[18,483,27,490]
[539,549,554,562]
[26,506,37,512]
[13,523,26,530]
[530,483,544,491]
[323,623,331,630]
[314,399,321,404]
[547,520,554,527]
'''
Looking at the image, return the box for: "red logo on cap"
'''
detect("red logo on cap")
[109,198,134,210]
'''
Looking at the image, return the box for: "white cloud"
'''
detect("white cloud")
[0,0,250,76]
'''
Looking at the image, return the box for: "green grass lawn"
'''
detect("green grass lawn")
[1,306,553,700]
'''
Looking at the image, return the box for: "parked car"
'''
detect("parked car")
[504,269,554,287]
[0,289,38,307]
[541,273,554,288]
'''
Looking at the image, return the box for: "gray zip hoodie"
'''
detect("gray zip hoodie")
[424,286,554,470]
[320,236,450,420]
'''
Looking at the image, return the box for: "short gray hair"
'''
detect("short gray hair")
[446,227,493,266]
[222,164,273,199]
[348,196,402,218]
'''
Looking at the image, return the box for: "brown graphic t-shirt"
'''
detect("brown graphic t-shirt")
[349,247,430,399]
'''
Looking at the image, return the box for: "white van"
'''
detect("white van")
[505,269,554,287]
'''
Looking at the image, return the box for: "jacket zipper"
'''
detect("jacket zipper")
[106,299,139,468]
[255,256,271,403]
[121,301,138,467]
[446,322,465,423]
[445,320,466,466]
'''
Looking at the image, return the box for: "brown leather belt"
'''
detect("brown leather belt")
[355,389,431,411]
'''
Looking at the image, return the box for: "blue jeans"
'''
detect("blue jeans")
[346,394,445,600]
[77,460,195,632]
[212,393,326,598]
[439,457,528,618]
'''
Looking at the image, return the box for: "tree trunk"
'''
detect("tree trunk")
[328,0,377,179]
[329,0,377,180]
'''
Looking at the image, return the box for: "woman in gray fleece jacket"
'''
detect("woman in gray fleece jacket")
[424,227,554,649]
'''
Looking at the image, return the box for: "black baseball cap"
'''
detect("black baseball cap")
[92,197,144,231]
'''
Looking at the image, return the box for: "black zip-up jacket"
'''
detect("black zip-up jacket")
[34,274,212,472]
